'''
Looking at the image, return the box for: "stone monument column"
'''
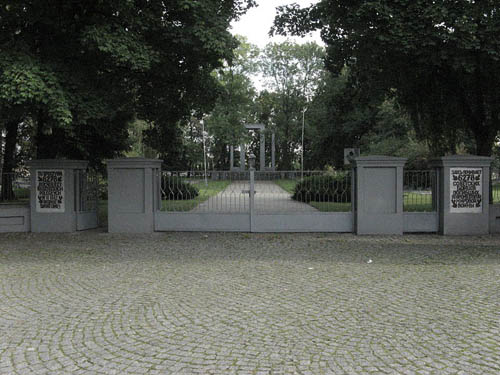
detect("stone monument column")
[260,131,266,171]
[240,145,245,171]
[27,159,91,232]
[431,155,492,235]
[107,158,163,233]
[352,156,407,235]
[230,146,234,171]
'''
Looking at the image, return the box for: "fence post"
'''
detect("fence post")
[106,158,163,233]
[26,159,90,232]
[352,156,407,235]
[431,155,493,235]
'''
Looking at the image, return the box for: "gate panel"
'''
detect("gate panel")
[155,171,250,232]
[75,170,99,231]
[251,171,352,233]
[155,170,353,233]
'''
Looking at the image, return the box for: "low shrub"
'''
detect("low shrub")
[163,177,199,200]
[292,174,351,203]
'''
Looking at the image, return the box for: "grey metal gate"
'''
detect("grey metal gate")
[75,169,99,230]
[154,170,353,233]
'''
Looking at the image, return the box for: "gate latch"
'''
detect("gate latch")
[241,190,257,194]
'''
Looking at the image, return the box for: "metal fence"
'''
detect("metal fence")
[0,171,30,203]
[403,170,436,212]
[253,171,351,213]
[76,170,99,212]
[160,170,351,214]
[491,171,500,204]
[160,171,249,213]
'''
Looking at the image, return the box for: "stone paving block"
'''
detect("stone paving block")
[0,232,498,374]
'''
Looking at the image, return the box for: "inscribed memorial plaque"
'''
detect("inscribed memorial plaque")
[36,170,65,212]
[450,168,482,213]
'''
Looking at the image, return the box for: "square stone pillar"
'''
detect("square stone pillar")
[431,155,492,235]
[27,159,89,232]
[352,156,407,235]
[107,158,163,233]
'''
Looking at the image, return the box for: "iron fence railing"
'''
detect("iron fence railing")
[491,172,500,204]
[0,171,30,203]
[160,170,351,214]
[160,171,249,213]
[403,170,436,212]
[253,171,351,213]
[76,170,99,212]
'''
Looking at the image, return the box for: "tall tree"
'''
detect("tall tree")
[260,41,325,170]
[203,36,260,169]
[274,0,500,156]
[0,0,256,172]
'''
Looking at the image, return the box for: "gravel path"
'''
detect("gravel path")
[0,231,499,375]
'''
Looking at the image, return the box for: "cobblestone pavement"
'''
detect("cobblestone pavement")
[0,232,499,375]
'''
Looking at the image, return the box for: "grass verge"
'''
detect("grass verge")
[162,180,231,212]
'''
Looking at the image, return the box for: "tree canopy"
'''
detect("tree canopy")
[0,0,256,172]
[260,41,325,170]
[274,0,500,156]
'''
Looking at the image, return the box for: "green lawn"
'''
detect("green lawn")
[273,179,296,194]
[274,179,352,212]
[404,192,433,212]
[493,183,500,204]
[0,187,30,204]
[162,180,231,212]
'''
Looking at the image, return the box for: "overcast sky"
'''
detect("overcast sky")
[231,0,323,48]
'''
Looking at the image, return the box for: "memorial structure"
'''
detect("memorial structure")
[230,124,275,171]
[27,159,98,232]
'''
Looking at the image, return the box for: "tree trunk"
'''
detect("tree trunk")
[1,120,19,201]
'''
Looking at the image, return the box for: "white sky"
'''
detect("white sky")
[231,0,323,48]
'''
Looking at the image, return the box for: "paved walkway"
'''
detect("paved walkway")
[0,232,499,375]
[192,181,318,213]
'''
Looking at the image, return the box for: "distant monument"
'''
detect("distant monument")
[229,124,275,171]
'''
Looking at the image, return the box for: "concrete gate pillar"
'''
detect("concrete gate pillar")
[107,158,162,233]
[352,156,407,235]
[27,159,93,232]
[431,155,492,235]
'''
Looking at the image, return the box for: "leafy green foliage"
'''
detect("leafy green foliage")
[0,0,256,169]
[163,177,199,200]
[203,36,260,169]
[259,41,326,170]
[274,0,500,156]
[162,180,230,211]
[292,174,351,203]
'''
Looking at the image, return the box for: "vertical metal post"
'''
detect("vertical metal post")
[260,131,266,171]
[250,169,255,233]
[202,121,208,187]
[302,107,307,179]
[249,153,256,233]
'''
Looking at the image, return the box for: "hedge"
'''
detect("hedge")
[163,177,199,200]
[292,174,351,203]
